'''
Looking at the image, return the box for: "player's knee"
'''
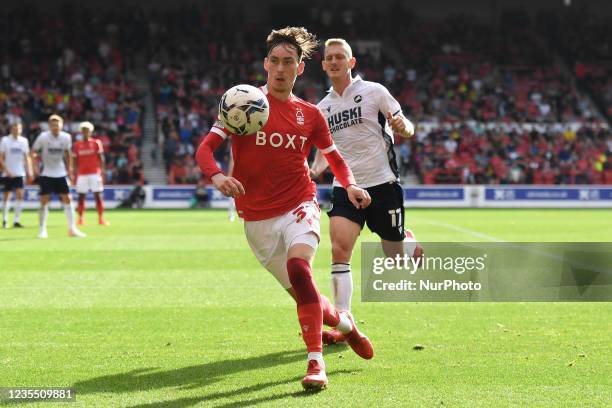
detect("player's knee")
[331,239,353,262]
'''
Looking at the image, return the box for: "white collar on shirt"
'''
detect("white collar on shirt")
[327,75,363,97]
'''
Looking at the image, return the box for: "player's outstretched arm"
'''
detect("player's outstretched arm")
[309,149,329,179]
[30,136,42,176]
[64,150,73,181]
[25,152,33,183]
[195,132,244,198]
[386,111,414,138]
[210,174,245,198]
[346,184,371,209]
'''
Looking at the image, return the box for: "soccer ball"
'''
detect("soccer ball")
[219,84,269,136]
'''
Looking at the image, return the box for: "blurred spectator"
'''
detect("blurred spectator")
[191,179,210,208]
[118,183,146,209]
[0,5,145,184]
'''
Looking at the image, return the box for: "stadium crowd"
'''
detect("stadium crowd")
[0,5,146,184]
[1,4,610,185]
[149,6,610,185]
[539,7,612,122]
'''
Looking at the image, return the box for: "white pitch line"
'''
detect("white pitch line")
[411,216,506,242]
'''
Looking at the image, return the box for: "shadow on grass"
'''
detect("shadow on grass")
[72,345,351,407]
[126,369,358,408]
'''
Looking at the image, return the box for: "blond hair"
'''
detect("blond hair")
[324,38,353,58]
[266,27,319,61]
[48,114,63,123]
[80,121,95,132]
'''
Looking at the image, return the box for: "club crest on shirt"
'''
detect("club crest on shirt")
[296,107,304,126]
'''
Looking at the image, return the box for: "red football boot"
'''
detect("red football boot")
[301,360,328,391]
[322,329,346,345]
[341,312,374,360]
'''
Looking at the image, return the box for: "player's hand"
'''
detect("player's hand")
[211,173,245,198]
[346,184,371,209]
[7,170,14,178]
[387,111,414,138]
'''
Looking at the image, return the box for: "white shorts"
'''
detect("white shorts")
[76,174,104,194]
[244,201,321,289]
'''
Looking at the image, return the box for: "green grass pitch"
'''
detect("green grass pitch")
[0,209,611,407]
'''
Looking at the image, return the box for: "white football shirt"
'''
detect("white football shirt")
[32,131,72,177]
[0,135,30,177]
[318,75,403,188]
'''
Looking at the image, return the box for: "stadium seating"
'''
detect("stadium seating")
[0,6,145,184]
[148,7,609,185]
[1,5,609,185]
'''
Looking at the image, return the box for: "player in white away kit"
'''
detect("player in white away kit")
[0,119,33,228]
[311,39,422,344]
[32,115,86,239]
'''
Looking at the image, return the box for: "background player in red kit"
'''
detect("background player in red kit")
[73,121,108,226]
[196,27,373,391]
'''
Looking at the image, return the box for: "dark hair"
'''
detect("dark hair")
[266,26,318,61]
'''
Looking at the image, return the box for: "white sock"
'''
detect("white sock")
[336,312,352,334]
[39,204,49,230]
[14,200,23,222]
[331,263,353,312]
[307,352,325,368]
[64,202,76,230]
[2,201,9,223]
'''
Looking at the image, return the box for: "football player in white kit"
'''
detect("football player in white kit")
[32,114,86,239]
[311,38,422,343]
[0,118,33,228]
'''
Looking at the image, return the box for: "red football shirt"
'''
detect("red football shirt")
[74,139,103,175]
[210,88,336,221]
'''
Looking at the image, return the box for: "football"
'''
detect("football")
[218,84,270,136]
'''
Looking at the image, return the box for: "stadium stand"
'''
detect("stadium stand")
[148,6,609,185]
[1,4,609,185]
[0,5,146,184]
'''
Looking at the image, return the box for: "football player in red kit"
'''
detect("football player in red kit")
[73,121,108,226]
[196,27,374,391]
